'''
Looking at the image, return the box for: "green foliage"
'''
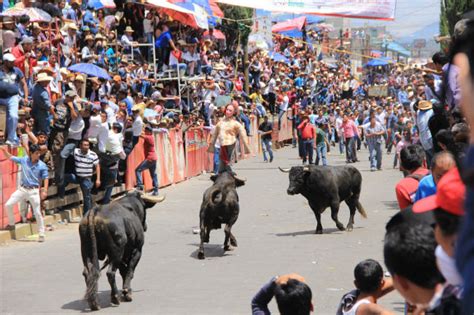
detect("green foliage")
[440,0,474,36]
[219,4,253,51]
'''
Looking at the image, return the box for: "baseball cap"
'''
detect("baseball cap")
[413,168,465,216]
[3,53,15,62]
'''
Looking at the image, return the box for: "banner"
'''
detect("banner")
[368,85,389,97]
[216,0,396,20]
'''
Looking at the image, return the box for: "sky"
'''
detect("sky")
[349,0,441,39]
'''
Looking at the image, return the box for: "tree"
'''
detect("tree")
[440,0,474,37]
[218,4,253,92]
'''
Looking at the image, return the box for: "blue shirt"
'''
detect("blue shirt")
[155,31,172,49]
[414,174,436,202]
[11,156,48,187]
[0,66,24,92]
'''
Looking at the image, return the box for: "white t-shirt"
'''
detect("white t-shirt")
[106,130,124,155]
[97,122,109,153]
[68,116,85,141]
[132,116,143,137]
[86,114,102,139]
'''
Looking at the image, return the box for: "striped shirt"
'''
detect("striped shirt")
[73,148,99,178]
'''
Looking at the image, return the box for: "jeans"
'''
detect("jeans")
[425,148,434,168]
[315,143,328,166]
[339,137,345,154]
[64,175,93,215]
[256,104,266,117]
[102,168,118,204]
[368,141,382,169]
[386,130,395,153]
[213,147,220,174]
[6,187,44,235]
[201,65,212,75]
[0,95,20,144]
[135,159,159,192]
[262,138,273,162]
[302,139,314,164]
[345,137,357,162]
[171,63,187,77]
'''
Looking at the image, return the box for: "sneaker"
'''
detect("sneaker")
[38,235,45,242]
[370,167,376,172]
[151,191,159,196]
[377,168,382,171]
[135,185,144,192]
[270,156,273,163]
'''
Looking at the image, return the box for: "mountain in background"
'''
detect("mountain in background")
[396,22,440,43]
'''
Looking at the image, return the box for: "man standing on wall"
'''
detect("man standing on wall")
[135,125,160,196]
[1,144,49,242]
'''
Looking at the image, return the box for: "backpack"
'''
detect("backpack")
[407,173,429,203]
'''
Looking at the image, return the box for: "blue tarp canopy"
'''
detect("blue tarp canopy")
[386,42,411,57]
[278,29,303,39]
[268,51,290,63]
[365,57,393,67]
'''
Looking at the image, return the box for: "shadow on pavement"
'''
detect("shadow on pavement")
[62,291,113,313]
[188,243,233,259]
[382,201,400,211]
[274,227,347,237]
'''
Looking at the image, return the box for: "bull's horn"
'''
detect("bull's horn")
[278,167,291,173]
[142,193,166,203]
[303,165,311,172]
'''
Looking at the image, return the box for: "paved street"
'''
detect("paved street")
[1,145,405,314]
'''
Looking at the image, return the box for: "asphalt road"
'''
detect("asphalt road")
[0,145,405,315]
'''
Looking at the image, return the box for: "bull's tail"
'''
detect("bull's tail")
[209,188,225,207]
[356,201,368,218]
[84,207,101,310]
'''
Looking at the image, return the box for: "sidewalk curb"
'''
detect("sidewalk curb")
[1,207,82,244]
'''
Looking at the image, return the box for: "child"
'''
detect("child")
[337,259,394,315]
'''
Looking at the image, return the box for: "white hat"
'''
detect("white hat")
[37,72,53,82]
[3,53,15,62]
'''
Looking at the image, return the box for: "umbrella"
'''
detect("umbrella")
[365,57,393,67]
[87,0,116,10]
[68,63,111,80]
[1,7,52,22]
[268,51,289,63]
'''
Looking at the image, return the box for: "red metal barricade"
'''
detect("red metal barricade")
[1,148,21,228]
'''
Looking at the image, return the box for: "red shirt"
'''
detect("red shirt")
[297,120,315,140]
[395,168,430,209]
[143,134,157,161]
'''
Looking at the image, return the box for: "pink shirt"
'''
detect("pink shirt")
[342,120,359,138]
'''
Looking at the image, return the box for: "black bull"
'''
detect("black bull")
[79,191,164,311]
[198,172,245,259]
[280,165,367,234]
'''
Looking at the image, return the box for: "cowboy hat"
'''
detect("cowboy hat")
[67,23,78,31]
[37,72,53,82]
[125,26,134,33]
[213,63,226,71]
[38,66,55,75]
[85,34,94,41]
[75,74,85,82]
[418,100,433,111]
